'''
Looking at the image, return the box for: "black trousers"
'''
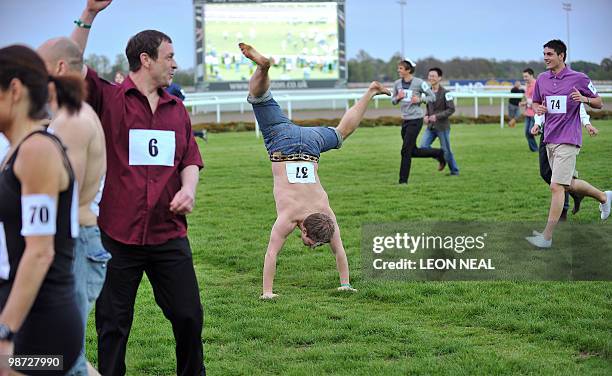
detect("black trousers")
[538,133,572,210]
[399,119,444,183]
[96,232,205,376]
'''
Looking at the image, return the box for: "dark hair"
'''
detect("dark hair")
[428,67,443,77]
[0,45,83,119]
[398,60,415,74]
[125,30,172,72]
[523,68,534,76]
[303,213,335,244]
[543,39,567,62]
[49,74,85,115]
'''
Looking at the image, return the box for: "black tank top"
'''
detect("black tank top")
[0,130,78,308]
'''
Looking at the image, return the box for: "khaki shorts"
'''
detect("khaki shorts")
[546,143,579,186]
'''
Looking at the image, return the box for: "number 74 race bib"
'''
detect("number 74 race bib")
[546,95,567,114]
[286,162,316,184]
[129,129,175,166]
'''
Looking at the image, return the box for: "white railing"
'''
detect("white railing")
[184,90,612,134]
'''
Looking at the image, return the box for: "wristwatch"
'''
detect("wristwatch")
[0,323,15,341]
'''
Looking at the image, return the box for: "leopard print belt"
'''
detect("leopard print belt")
[269,152,319,163]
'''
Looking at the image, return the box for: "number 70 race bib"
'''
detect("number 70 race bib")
[129,129,175,166]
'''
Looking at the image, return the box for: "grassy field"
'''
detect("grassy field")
[85,121,611,375]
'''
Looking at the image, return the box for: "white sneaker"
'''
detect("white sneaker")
[600,191,612,220]
[526,234,552,248]
[532,230,543,237]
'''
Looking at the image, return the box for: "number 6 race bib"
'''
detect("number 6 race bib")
[286,162,316,184]
[546,95,567,114]
[129,129,176,166]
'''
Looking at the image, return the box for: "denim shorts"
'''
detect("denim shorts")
[66,225,112,376]
[248,90,343,159]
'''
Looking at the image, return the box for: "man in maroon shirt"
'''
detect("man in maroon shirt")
[70,1,205,375]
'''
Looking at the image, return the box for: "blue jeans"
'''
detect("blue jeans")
[524,116,538,152]
[66,226,111,376]
[419,127,459,175]
[249,90,342,158]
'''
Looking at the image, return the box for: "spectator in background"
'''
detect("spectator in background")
[166,80,185,101]
[508,80,524,128]
[421,67,458,176]
[165,80,207,141]
[522,68,538,152]
[114,71,125,84]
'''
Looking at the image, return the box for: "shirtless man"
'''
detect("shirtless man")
[239,43,390,299]
[37,37,109,376]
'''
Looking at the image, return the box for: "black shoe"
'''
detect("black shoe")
[570,193,583,215]
[437,155,446,172]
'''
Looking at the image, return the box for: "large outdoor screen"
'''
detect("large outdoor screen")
[194,0,346,91]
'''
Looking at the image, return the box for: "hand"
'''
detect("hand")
[570,87,584,103]
[337,285,357,292]
[169,187,195,215]
[429,114,437,123]
[395,90,405,101]
[530,124,541,135]
[260,293,278,300]
[535,102,547,115]
[423,116,429,124]
[410,95,420,104]
[0,340,14,374]
[586,124,598,136]
[87,0,113,14]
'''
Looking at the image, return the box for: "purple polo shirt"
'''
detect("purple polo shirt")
[86,68,203,245]
[532,66,598,146]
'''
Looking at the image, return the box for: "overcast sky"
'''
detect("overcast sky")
[0,0,610,70]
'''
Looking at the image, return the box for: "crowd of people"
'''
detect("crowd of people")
[0,0,609,374]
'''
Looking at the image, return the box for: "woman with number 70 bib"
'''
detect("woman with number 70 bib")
[239,43,391,299]
[0,45,83,374]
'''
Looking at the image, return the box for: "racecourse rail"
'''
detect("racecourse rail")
[184,86,612,133]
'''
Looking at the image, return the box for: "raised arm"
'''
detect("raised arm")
[71,0,113,76]
[327,213,355,292]
[261,217,294,299]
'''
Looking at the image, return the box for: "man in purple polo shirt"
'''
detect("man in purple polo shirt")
[69,1,206,375]
[526,39,610,249]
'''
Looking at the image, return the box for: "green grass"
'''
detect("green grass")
[86,121,611,375]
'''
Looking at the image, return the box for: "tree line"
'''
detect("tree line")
[348,50,612,82]
[85,51,612,88]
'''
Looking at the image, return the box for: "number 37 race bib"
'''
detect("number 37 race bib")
[286,162,316,184]
[129,129,176,166]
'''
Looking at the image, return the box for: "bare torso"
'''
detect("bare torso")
[50,103,106,226]
[271,161,333,226]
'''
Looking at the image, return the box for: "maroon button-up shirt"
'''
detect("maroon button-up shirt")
[86,68,203,245]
